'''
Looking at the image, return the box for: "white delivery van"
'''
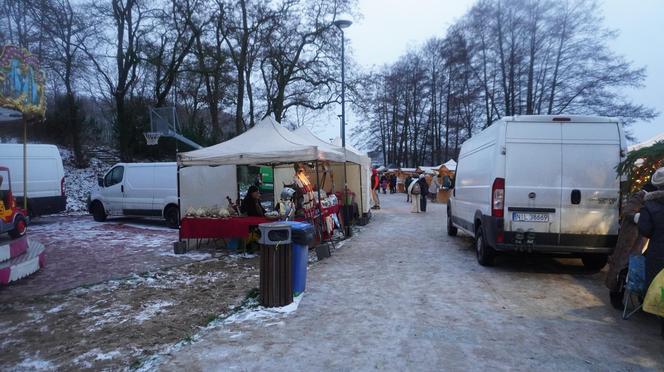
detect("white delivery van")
[88,163,179,228]
[447,115,626,269]
[0,144,67,216]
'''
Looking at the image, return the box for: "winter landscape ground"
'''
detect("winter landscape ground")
[1,194,662,370]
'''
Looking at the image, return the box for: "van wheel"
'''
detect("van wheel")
[165,206,179,229]
[582,254,608,271]
[475,226,495,266]
[447,210,457,236]
[91,202,107,222]
[9,215,27,239]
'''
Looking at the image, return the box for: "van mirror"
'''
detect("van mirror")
[98,177,104,188]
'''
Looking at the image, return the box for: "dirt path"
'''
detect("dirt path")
[0,254,260,370]
[156,193,664,371]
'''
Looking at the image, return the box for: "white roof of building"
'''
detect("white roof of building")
[629,132,664,152]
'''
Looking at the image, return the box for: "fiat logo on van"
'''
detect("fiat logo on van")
[528,192,536,199]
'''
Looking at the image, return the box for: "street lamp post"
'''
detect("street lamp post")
[334,19,352,237]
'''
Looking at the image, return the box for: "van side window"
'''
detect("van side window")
[105,166,124,187]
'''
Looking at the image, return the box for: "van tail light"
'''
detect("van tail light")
[61,177,65,196]
[492,178,505,217]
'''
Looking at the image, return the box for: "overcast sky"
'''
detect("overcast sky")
[313,0,664,146]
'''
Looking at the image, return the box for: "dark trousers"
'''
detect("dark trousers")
[420,195,427,212]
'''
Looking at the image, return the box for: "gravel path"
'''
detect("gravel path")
[158,193,664,371]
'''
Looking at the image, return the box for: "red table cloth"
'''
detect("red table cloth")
[180,216,271,239]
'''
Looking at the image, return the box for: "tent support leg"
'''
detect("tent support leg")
[315,161,335,251]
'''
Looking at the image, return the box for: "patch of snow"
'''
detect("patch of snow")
[135,294,304,371]
[46,304,64,314]
[134,300,174,324]
[159,251,211,260]
[14,358,55,371]
[58,147,117,214]
[95,350,121,361]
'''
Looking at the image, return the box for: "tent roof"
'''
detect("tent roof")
[292,126,345,163]
[629,132,664,152]
[178,117,321,166]
[332,137,372,168]
[441,159,457,171]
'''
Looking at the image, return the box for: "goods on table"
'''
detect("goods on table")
[184,206,232,218]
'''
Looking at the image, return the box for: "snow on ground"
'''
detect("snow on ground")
[59,147,116,214]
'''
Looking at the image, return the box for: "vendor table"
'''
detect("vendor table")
[180,216,271,239]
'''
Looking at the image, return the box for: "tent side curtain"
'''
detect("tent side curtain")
[178,116,332,166]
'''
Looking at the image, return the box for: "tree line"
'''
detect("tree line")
[353,0,657,167]
[1,0,354,165]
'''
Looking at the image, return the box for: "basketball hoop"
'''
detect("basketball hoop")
[144,132,161,146]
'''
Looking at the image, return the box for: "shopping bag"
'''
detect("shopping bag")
[643,269,664,317]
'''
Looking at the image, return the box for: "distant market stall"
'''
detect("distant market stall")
[176,117,370,248]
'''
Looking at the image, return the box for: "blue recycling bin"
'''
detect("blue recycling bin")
[284,221,314,296]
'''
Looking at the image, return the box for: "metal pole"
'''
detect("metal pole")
[340,28,352,237]
[23,118,27,211]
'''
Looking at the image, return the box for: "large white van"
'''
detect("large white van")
[88,163,179,228]
[447,115,626,269]
[0,144,66,216]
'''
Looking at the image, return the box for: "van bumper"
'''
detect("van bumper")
[481,216,616,255]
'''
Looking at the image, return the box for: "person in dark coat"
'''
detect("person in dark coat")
[417,174,429,212]
[638,168,664,286]
[405,176,413,203]
[240,185,265,217]
[390,175,397,194]
[637,167,664,338]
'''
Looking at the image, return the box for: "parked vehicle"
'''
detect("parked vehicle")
[88,163,179,228]
[447,115,626,269]
[0,144,66,216]
[0,167,28,238]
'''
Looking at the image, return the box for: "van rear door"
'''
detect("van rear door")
[504,121,562,238]
[560,122,621,240]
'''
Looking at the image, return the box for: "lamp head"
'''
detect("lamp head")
[333,19,352,29]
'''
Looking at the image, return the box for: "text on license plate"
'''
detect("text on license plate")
[512,212,549,222]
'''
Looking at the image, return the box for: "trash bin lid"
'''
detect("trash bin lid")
[258,222,292,245]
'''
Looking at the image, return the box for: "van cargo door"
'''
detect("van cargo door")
[504,121,562,238]
[560,122,620,239]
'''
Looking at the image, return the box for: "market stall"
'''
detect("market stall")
[177,117,347,248]
[436,159,457,203]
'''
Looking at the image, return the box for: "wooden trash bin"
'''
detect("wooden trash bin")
[258,223,293,307]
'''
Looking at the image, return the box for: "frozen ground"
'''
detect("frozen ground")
[0,216,201,299]
[155,194,664,371]
[59,147,116,214]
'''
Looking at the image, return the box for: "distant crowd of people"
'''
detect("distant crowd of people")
[370,169,448,214]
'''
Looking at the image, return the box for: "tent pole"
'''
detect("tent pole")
[358,163,364,222]
[314,161,327,243]
[177,162,182,242]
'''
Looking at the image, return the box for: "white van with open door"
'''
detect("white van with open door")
[447,115,626,269]
[0,144,66,216]
[88,163,179,228]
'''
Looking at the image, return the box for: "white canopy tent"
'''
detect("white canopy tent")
[442,159,457,172]
[178,116,342,166]
[331,137,372,215]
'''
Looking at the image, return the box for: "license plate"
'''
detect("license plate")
[512,212,549,222]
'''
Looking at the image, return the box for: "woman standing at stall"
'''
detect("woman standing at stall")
[240,186,266,217]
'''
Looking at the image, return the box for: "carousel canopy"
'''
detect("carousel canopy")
[179,117,335,166]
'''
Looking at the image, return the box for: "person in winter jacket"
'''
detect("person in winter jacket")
[637,167,664,339]
[638,167,664,289]
[407,176,421,213]
[418,174,429,212]
[371,168,380,209]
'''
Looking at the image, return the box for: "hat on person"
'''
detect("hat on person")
[651,167,664,188]
[419,174,425,179]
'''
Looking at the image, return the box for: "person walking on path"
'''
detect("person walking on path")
[408,176,421,213]
[380,174,388,194]
[390,174,397,194]
[637,167,664,338]
[371,168,381,210]
[405,175,413,203]
[418,174,429,212]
